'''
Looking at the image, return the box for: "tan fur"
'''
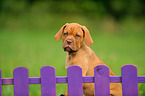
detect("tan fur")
[54,23,122,96]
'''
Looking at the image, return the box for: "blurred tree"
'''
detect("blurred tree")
[93,0,145,20]
[0,0,3,12]
[26,0,34,6]
[0,0,145,20]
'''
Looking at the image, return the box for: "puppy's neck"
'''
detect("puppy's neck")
[67,42,89,56]
[65,42,91,68]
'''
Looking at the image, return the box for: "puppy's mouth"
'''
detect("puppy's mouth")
[63,45,78,53]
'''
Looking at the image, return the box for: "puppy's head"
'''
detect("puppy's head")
[54,23,93,54]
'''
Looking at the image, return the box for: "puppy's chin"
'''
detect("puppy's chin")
[64,47,72,52]
[64,46,78,54]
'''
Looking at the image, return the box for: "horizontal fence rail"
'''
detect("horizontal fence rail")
[0,64,145,96]
[1,76,145,85]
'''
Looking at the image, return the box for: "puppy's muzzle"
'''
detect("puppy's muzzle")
[63,39,78,53]
[66,40,72,45]
[63,40,73,52]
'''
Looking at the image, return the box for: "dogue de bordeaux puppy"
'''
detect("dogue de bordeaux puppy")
[54,23,122,96]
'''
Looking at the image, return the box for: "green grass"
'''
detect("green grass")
[0,29,145,96]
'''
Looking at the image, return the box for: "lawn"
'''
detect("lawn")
[0,29,145,96]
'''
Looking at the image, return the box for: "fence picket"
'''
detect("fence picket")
[41,66,56,96]
[0,70,2,96]
[13,67,29,96]
[122,64,139,96]
[94,65,110,96]
[67,65,83,96]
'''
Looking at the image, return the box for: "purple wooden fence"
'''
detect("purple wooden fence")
[13,67,29,96]
[94,65,110,96]
[0,64,145,96]
[41,66,56,96]
[67,65,83,96]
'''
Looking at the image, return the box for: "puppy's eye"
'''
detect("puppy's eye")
[76,34,80,38]
[64,32,68,36]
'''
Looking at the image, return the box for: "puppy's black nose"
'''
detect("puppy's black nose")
[66,40,72,45]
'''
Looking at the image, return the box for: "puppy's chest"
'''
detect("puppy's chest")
[65,56,72,68]
[65,55,78,68]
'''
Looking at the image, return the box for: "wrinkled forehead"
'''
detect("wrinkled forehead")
[64,25,83,35]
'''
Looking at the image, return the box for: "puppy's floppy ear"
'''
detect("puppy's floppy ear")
[54,23,68,41]
[81,26,93,47]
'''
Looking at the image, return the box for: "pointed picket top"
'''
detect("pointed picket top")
[13,67,29,96]
[41,66,56,96]
[121,64,138,96]
[94,65,110,96]
[67,65,83,96]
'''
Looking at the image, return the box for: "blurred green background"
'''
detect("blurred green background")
[0,0,145,96]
